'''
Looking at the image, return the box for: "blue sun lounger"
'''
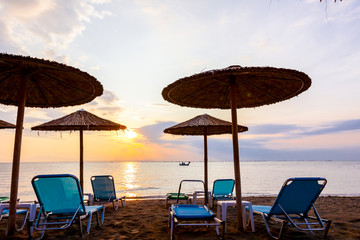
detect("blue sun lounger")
[169,180,224,240]
[0,205,29,231]
[0,196,29,231]
[29,174,105,239]
[91,175,126,211]
[212,179,235,205]
[250,177,332,239]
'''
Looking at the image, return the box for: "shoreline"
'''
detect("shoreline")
[11,193,360,205]
[110,193,360,200]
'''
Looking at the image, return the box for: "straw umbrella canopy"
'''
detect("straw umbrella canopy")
[0,119,16,129]
[164,113,248,204]
[162,65,311,230]
[32,109,126,191]
[0,53,103,235]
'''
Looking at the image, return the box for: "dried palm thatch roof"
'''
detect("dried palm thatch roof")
[0,53,103,108]
[2,53,104,235]
[0,119,16,129]
[31,109,126,195]
[164,114,248,136]
[162,65,311,230]
[31,109,126,131]
[162,65,311,109]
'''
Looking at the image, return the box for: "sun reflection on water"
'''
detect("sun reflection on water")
[124,162,139,197]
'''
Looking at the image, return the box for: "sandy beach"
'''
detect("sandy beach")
[1,196,359,240]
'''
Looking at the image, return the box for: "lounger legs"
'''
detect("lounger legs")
[28,214,47,240]
[215,218,225,240]
[261,213,285,240]
[324,219,332,238]
[16,210,29,231]
[86,206,105,233]
[78,218,83,237]
[169,209,175,240]
[260,213,332,240]
[101,205,105,224]
[86,212,92,234]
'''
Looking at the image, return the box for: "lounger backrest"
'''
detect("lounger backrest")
[32,174,86,215]
[177,179,206,205]
[212,179,235,197]
[91,175,116,201]
[269,177,327,215]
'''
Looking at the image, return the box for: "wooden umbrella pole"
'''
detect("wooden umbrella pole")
[230,76,244,231]
[204,128,209,206]
[80,129,84,193]
[7,77,27,236]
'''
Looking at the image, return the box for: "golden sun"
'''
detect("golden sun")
[124,129,138,139]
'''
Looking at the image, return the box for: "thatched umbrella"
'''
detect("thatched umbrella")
[164,113,248,204]
[0,53,103,235]
[162,65,311,230]
[32,109,126,191]
[0,119,16,129]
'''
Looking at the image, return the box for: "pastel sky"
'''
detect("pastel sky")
[0,0,359,162]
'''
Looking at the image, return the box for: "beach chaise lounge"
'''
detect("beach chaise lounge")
[165,192,190,207]
[250,177,332,239]
[90,175,126,211]
[169,180,224,240]
[212,179,235,206]
[0,204,29,231]
[0,197,9,203]
[29,174,105,239]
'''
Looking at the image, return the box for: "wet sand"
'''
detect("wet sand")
[1,196,360,239]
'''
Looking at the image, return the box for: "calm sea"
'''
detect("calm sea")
[0,161,359,201]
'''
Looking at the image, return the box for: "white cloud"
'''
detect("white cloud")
[266,132,360,150]
[0,0,112,59]
[1,0,56,19]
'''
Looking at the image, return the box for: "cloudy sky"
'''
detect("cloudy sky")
[0,0,359,162]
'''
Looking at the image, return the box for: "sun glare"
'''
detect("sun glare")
[124,129,138,139]
[124,162,139,197]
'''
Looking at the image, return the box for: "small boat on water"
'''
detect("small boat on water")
[179,162,190,166]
